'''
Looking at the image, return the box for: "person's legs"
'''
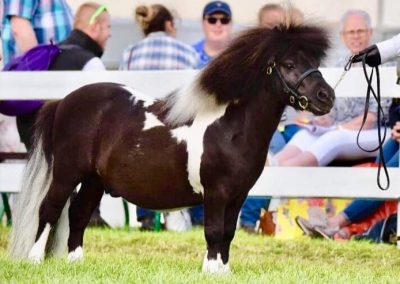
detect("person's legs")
[275,129,321,166]
[341,199,385,224]
[189,205,204,226]
[376,138,399,166]
[281,124,300,142]
[136,207,155,230]
[275,129,318,164]
[240,197,270,231]
[269,130,286,154]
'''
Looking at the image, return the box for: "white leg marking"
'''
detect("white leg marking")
[122,86,155,108]
[28,223,51,263]
[202,251,230,274]
[67,246,84,263]
[143,112,164,130]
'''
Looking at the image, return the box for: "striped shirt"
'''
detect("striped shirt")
[2,0,73,64]
[119,32,200,70]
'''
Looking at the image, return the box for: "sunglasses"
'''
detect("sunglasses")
[89,4,107,24]
[206,16,231,25]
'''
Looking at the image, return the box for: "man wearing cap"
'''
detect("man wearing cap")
[192,1,233,68]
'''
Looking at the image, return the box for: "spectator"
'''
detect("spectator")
[272,9,390,168]
[2,0,73,64]
[192,1,233,68]
[120,4,199,231]
[258,3,284,28]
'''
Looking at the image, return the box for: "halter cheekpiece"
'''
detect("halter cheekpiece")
[266,61,321,111]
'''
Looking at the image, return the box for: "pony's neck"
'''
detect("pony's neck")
[242,89,287,151]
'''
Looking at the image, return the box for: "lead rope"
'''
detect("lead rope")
[340,56,389,190]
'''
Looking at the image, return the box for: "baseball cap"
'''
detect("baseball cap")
[203,1,232,18]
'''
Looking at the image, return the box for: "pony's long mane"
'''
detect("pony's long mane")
[166,16,330,125]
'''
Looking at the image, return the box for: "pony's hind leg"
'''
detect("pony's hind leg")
[29,177,77,263]
[67,176,104,262]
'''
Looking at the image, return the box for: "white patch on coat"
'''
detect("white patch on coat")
[67,246,84,263]
[143,112,164,130]
[171,104,227,195]
[28,223,51,263]
[122,85,155,108]
[202,251,230,274]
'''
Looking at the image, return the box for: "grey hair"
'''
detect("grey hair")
[339,9,372,32]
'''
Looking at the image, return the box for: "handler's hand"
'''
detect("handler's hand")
[352,44,381,67]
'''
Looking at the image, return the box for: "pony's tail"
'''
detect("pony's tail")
[9,101,69,259]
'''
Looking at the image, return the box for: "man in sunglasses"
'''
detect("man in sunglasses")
[192,1,233,68]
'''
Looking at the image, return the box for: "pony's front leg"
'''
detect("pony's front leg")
[202,189,230,274]
[220,195,247,264]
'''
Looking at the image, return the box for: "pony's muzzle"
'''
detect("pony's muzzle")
[316,89,330,102]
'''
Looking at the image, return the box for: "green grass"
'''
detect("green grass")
[0,226,399,283]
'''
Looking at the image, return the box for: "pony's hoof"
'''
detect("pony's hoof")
[202,253,230,274]
[28,247,44,264]
[28,252,43,264]
[67,247,84,263]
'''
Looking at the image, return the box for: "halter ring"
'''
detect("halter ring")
[266,62,276,75]
[298,96,309,110]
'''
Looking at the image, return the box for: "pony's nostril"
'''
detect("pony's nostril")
[317,90,329,101]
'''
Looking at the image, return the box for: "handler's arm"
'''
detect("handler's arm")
[376,33,400,64]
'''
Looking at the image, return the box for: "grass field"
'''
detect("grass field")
[0,226,399,283]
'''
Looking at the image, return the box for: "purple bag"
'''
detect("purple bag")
[0,43,61,116]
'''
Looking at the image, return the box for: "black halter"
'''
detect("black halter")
[266,61,321,111]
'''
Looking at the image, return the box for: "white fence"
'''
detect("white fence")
[1,67,400,236]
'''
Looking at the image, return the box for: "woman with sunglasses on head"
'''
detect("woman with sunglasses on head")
[192,1,233,68]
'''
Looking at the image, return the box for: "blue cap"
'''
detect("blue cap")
[203,1,232,18]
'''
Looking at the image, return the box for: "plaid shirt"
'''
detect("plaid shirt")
[2,0,73,64]
[119,32,200,70]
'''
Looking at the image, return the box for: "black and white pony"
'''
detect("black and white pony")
[10,21,334,273]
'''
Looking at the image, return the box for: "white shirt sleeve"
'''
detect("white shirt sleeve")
[82,57,106,71]
[377,33,400,64]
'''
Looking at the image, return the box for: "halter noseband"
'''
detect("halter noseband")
[266,62,321,111]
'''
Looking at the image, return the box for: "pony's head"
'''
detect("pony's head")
[199,19,335,115]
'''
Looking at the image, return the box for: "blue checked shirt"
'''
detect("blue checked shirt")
[119,32,200,70]
[2,0,73,64]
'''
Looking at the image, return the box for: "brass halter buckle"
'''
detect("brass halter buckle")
[266,62,276,75]
[298,96,309,110]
